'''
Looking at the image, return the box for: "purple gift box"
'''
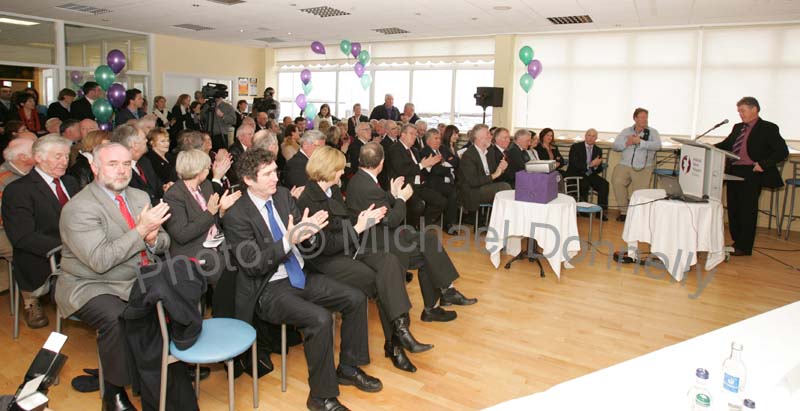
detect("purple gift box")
[515,171,558,204]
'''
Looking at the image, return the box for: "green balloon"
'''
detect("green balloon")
[92,97,114,122]
[340,40,351,56]
[95,65,116,91]
[305,102,318,120]
[519,46,534,65]
[519,73,534,93]
[302,81,313,96]
[360,73,372,90]
[357,50,370,65]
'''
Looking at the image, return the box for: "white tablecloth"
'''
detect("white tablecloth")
[485,301,800,411]
[621,189,726,281]
[485,191,580,279]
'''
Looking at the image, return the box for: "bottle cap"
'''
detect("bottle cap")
[743,399,755,409]
[695,368,709,379]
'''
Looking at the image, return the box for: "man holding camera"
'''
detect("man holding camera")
[611,108,661,221]
[202,86,236,151]
[253,87,280,120]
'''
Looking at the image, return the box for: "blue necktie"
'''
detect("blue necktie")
[265,200,305,289]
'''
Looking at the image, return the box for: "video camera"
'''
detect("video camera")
[202,82,229,100]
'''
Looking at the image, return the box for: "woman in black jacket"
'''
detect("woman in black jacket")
[170,94,192,148]
[46,88,76,121]
[67,129,109,189]
[145,127,175,184]
[535,127,566,172]
[296,145,432,373]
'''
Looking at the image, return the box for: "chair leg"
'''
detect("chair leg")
[786,185,797,240]
[7,263,13,316]
[226,359,235,411]
[588,213,594,242]
[281,324,287,392]
[474,209,479,237]
[13,282,19,340]
[195,363,200,399]
[598,209,604,240]
[56,313,62,334]
[458,206,463,228]
[768,189,775,231]
[781,184,790,237]
[159,356,169,411]
[251,342,258,408]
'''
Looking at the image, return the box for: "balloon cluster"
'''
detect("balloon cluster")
[340,40,371,90]
[70,49,128,129]
[518,46,543,94]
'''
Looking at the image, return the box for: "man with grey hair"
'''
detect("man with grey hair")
[2,135,78,329]
[566,128,609,213]
[45,117,62,135]
[457,124,510,214]
[0,138,36,293]
[413,120,427,150]
[506,129,533,186]
[369,93,400,121]
[283,130,326,189]
[404,103,420,124]
[227,122,255,185]
[346,122,373,178]
[255,111,269,133]
[112,124,162,205]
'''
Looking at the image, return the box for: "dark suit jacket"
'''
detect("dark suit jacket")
[506,143,531,185]
[221,186,307,324]
[1,171,79,290]
[536,144,565,170]
[69,97,94,121]
[130,156,163,205]
[369,105,400,121]
[282,150,309,189]
[295,182,360,267]
[346,138,367,177]
[386,141,428,186]
[170,106,191,134]
[67,153,94,190]
[566,142,603,177]
[345,169,407,239]
[226,140,246,186]
[488,144,515,186]
[47,102,71,121]
[145,150,174,184]
[420,146,457,193]
[115,107,144,126]
[347,115,369,137]
[407,114,420,124]
[457,145,498,211]
[163,179,219,260]
[715,118,788,188]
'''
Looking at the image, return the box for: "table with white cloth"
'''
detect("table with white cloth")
[484,300,800,410]
[484,190,581,279]
[621,188,726,282]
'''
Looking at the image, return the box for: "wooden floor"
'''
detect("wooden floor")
[2,218,800,410]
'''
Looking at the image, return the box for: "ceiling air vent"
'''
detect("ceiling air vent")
[206,0,246,5]
[372,27,410,35]
[173,23,214,31]
[255,37,285,43]
[55,3,112,15]
[300,6,350,18]
[547,15,593,25]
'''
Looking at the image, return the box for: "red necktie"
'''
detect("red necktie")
[137,164,148,184]
[115,194,149,265]
[53,178,68,207]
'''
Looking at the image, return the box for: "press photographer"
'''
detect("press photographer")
[200,83,235,151]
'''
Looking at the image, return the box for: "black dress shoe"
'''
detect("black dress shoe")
[601,214,609,221]
[231,352,274,379]
[439,288,477,306]
[336,366,383,392]
[405,271,413,283]
[102,391,137,411]
[421,306,457,322]
[187,366,211,381]
[392,315,433,353]
[732,249,751,256]
[307,396,350,411]
[616,214,627,222]
[384,341,416,372]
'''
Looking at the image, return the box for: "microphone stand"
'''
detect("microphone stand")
[694,120,728,142]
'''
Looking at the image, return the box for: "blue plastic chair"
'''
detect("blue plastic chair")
[564,177,604,241]
[156,301,258,411]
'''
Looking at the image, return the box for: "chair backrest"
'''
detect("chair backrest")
[47,245,62,275]
[563,176,581,200]
[155,301,176,365]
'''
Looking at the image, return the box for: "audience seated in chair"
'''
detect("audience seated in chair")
[456,123,512,215]
[566,128,609,215]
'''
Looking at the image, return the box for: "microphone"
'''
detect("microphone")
[714,119,729,128]
[696,119,729,140]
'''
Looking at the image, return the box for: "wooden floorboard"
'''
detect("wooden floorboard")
[1,219,799,410]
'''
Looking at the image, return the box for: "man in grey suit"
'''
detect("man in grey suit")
[56,142,171,411]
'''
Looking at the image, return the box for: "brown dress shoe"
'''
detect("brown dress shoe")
[24,300,49,329]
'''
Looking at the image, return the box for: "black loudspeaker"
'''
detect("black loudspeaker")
[474,87,504,108]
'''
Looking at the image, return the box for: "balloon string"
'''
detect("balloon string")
[525,88,530,127]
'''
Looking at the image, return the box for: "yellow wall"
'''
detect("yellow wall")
[152,34,271,97]
[492,35,516,129]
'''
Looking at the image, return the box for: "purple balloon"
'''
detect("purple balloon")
[310,41,326,55]
[527,59,543,79]
[354,62,365,78]
[300,69,312,85]
[107,83,127,108]
[98,121,113,132]
[107,49,126,74]
[76,89,85,98]
[295,93,307,110]
[70,71,83,85]
[306,119,314,130]
[351,42,361,59]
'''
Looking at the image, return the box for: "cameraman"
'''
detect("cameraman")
[253,87,280,120]
[202,87,236,151]
[611,107,662,221]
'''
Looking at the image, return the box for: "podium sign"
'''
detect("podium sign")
[672,137,740,202]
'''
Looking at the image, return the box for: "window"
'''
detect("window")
[373,71,410,114]
[412,70,452,128]
[0,14,56,65]
[337,70,370,119]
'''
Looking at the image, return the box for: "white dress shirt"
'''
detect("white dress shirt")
[34,167,70,201]
[247,189,305,282]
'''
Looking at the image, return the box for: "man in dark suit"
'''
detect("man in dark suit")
[222,148,381,411]
[715,96,788,256]
[282,130,325,189]
[255,111,269,132]
[488,127,515,187]
[419,129,459,230]
[402,103,420,125]
[368,94,400,121]
[111,125,163,205]
[386,124,446,226]
[345,122,372,178]
[114,88,145,126]
[506,129,534,187]
[347,142,477,322]
[69,81,102,121]
[2,135,78,329]
[457,124,511,213]
[566,128,609,213]
[378,121,399,189]
[227,122,255,186]
[346,103,369,138]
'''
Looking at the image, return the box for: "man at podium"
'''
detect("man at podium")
[715,96,788,256]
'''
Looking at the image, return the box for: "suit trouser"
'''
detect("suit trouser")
[611,165,653,214]
[313,252,411,341]
[74,294,130,387]
[407,186,447,225]
[395,229,460,308]
[478,182,512,206]
[257,275,369,399]
[566,172,610,209]
[726,165,762,253]
[439,183,459,227]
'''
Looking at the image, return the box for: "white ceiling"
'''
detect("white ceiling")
[2,0,800,48]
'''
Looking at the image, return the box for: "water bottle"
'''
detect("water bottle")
[687,368,712,410]
[743,399,755,409]
[722,341,747,410]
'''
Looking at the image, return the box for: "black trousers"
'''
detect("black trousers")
[311,252,411,341]
[74,294,130,387]
[256,275,369,399]
[406,186,447,226]
[435,183,459,227]
[567,172,609,209]
[395,228,460,308]
[726,165,762,253]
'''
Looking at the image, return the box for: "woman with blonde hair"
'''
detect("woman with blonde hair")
[145,127,174,183]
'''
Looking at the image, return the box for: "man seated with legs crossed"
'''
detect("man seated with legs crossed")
[222,148,380,411]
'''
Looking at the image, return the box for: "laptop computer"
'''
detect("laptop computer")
[660,175,708,203]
